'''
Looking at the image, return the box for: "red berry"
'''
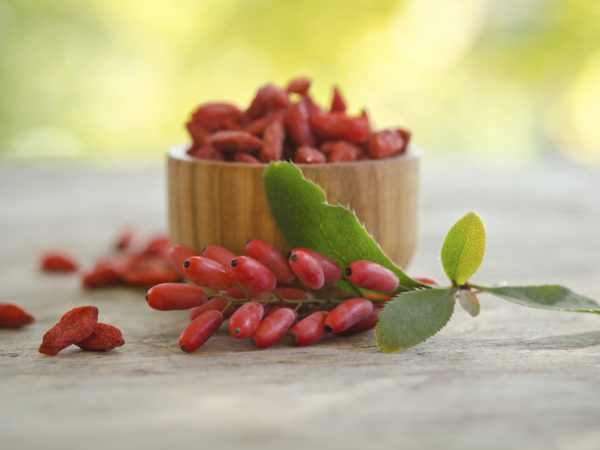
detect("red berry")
[200,245,235,268]
[146,283,207,311]
[141,236,170,258]
[76,323,125,351]
[189,297,231,320]
[294,146,326,164]
[179,309,224,352]
[0,303,35,328]
[169,245,199,276]
[235,153,260,164]
[115,229,135,251]
[290,311,328,346]
[39,306,98,356]
[276,286,313,300]
[82,259,123,288]
[246,238,295,284]
[330,86,346,113]
[339,304,383,336]
[121,254,180,286]
[346,261,399,293]
[230,256,277,293]
[228,302,264,339]
[413,276,439,286]
[293,248,342,283]
[41,251,79,272]
[183,256,235,290]
[288,250,325,290]
[251,307,296,348]
[325,298,373,333]
[286,77,311,96]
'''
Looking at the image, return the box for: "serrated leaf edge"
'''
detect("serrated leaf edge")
[375,288,458,353]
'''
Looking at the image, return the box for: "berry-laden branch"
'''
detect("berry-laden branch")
[146,238,411,352]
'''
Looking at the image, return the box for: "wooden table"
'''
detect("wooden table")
[1,158,599,450]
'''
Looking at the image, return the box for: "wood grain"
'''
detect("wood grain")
[168,144,420,266]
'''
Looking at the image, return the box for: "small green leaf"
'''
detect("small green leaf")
[458,290,480,317]
[441,212,486,285]
[476,284,600,314]
[264,161,424,291]
[376,288,457,353]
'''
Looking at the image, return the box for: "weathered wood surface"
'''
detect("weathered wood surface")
[1,158,599,450]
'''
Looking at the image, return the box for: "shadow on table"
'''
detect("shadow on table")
[490,331,600,351]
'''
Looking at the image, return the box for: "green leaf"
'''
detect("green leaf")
[264,161,424,291]
[375,288,457,353]
[475,284,600,314]
[441,212,486,285]
[458,290,480,317]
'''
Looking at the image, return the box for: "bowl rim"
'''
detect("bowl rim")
[168,142,421,167]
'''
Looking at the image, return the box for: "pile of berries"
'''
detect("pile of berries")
[186,77,411,164]
[40,231,181,288]
[147,238,413,352]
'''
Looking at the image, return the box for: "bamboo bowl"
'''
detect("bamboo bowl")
[168,144,420,267]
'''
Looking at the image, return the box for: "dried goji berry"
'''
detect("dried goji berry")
[0,303,34,328]
[290,311,328,346]
[188,143,224,160]
[300,95,322,117]
[115,229,135,251]
[146,283,207,311]
[122,255,180,286]
[284,101,315,147]
[209,130,263,153]
[76,323,125,351]
[309,112,370,143]
[324,298,373,333]
[141,236,170,259]
[179,309,224,352]
[81,260,123,288]
[246,84,290,119]
[186,120,211,144]
[260,120,285,162]
[41,251,79,273]
[330,86,346,113]
[294,146,326,164]
[191,103,243,131]
[367,129,408,159]
[328,141,363,162]
[235,153,260,164]
[286,77,311,96]
[39,306,99,356]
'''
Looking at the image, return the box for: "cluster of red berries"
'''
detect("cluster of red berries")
[185,77,411,163]
[40,231,181,288]
[147,238,407,352]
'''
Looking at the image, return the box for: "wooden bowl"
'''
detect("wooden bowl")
[168,144,420,267]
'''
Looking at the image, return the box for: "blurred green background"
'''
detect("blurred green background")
[1,0,599,163]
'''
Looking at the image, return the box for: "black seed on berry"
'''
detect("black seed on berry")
[180,345,188,352]
[200,247,207,254]
[231,259,238,267]
[290,254,298,263]
[325,325,333,333]
[345,267,352,276]
[183,260,191,268]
